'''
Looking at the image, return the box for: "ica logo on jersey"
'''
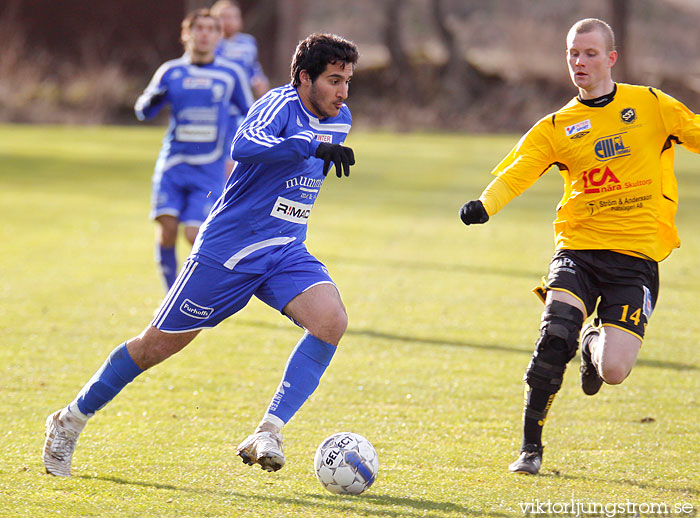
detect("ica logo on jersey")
[582,166,621,193]
[594,133,631,161]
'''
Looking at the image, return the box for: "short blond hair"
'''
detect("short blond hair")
[210,0,239,17]
[567,18,615,53]
[181,8,220,33]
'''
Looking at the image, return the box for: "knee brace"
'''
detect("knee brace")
[525,300,584,392]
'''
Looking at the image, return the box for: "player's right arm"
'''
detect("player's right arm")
[460,116,557,225]
[134,63,170,121]
[231,92,320,164]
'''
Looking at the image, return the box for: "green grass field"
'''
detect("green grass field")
[1,124,698,517]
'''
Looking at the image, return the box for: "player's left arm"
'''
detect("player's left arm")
[654,88,700,153]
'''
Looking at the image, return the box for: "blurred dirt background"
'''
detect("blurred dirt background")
[1,0,698,131]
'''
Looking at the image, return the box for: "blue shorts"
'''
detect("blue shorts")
[151,251,335,332]
[151,162,226,227]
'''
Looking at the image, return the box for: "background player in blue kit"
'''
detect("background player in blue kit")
[210,0,270,178]
[135,8,254,291]
[211,0,269,99]
[43,33,358,477]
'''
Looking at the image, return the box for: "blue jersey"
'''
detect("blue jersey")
[191,83,352,273]
[135,55,254,176]
[215,32,266,82]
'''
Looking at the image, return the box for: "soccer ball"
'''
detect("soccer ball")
[314,432,379,495]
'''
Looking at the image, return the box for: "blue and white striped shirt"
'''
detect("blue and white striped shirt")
[191,83,353,272]
[215,32,266,82]
[135,55,254,175]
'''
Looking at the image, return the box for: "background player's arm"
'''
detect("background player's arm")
[228,61,255,118]
[134,64,170,121]
[250,64,269,98]
[225,62,256,148]
[248,37,270,98]
[231,99,320,164]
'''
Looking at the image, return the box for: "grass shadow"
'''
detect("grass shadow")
[321,254,541,280]
[535,470,699,497]
[320,254,700,293]
[238,319,699,371]
[79,474,506,517]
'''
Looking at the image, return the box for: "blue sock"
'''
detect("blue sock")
[74,343,143,417]
[156,245,177,290]
[265,333,336,425]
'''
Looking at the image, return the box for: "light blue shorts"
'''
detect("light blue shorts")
[151,250,335,332]
[151,162,225,227]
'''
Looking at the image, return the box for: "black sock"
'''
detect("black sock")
[521,386,556,449]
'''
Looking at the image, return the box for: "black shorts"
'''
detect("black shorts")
[544,249,659,340]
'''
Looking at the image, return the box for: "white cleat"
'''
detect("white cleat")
[236,431,285,472]
[43,410,85,477]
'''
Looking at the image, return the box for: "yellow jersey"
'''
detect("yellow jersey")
[480,83,700,262]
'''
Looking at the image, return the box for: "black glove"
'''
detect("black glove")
[314,142,355,177]
[144,90,166,110]
[459,200,490,225]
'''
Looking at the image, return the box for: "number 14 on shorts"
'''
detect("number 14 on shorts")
[619,285,654,326]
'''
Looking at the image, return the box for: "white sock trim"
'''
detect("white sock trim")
[260,413,285,431]
[66,402,90,423]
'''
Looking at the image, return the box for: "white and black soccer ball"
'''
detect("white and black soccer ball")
[314,432,379,495]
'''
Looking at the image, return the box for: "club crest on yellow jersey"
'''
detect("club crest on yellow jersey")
[620,107,636,124]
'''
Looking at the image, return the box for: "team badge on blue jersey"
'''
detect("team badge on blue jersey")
[211,84,225,101]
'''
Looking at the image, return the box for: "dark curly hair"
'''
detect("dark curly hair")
[290,33,359,87]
